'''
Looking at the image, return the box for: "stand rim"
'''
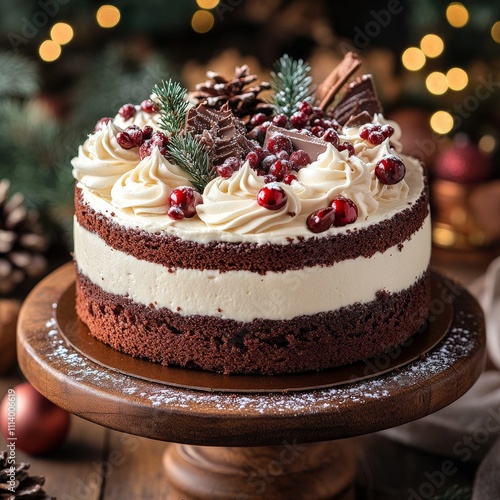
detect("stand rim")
[17,263,486,446]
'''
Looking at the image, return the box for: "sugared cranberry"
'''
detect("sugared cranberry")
[139,141,153,159]
[167,205,185,220]
[253,146,266,162]
[299,129,314,137]
[257,184,287,210]
[118,104,136,120]
[338,141,355,156]
[283,174,297,185]
[375,155,406,185]
[322,128,339,147]
[269,160,292,181]
[263,174,278,184]
[267,134,294,155]
[311,126,325,137]
[250,113,267,126]
[140,131,169,159]
[95,117,112,131]
[169,186,203,218]
[272,114,288,127]
[151,131,169,148]
[381,124,395,138]
[221,156,241,173]
[330,197,358,226]
[368,130,385,145]
[261,154,277,171]
[306,207,335,233]
[359,125,371,139]
[290,111,309,129]
[246,151,260,169]
[289,150,311,169]
[116,131,136,149]
[142,125,153,140]
[216,164,234,178]
[124,125,143,146]
[298,101,313,116]
[141,99,157,113]
[276,151,289,161]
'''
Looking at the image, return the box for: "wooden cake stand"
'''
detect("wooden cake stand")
[18,264,486,499]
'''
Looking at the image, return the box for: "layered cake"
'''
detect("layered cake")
[72,53,431,375]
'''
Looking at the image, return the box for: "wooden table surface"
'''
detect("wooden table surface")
[0,252,495,499]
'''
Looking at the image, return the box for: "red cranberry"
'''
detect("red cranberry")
[139,141,153,159]
[330,197,358,226]
[118,104,136,120]
[264,174,278,183]
[375,155,406,185]
[311,126,325,137]
[322,128,339,147]
[381,124,395,138]
[167,205,185,220]
[289,150,311,169]
[221,156,242,172]
[368,130,385,145]
[141,99,157,113]
[116,132,136,149]
[257,184,287,210]
[95,117,112,131]
[267,134,294,155]
[290,111,309,129]
[170,186,203,218]
[272,114,288,127]
[359,125,371,139]
[142,125,153,140]
[253,146,266,162]
[312,118,327,128]
[151,131,169,148]
[261,154,277,172]
[246,151,260,169]
[298,101,313,116]
[306,207,335,233]
[299,129,314,137]
[338,141,355,156]
[276,151,289,161]
[250,113,267,126]
[124,125,143,146]
[269,160,292,181]
[216,164,234,178]
[283,174,297,185]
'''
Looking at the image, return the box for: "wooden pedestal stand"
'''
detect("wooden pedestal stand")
[17,264,486,500]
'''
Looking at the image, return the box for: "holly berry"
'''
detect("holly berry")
[169,186,203,219]
[118,104,136,120]
[257,184,287,210]
[267,134,294,155]
[298,101,313,116]
[290,111,309,129]
[289,150,311,170]
[250,113,267,126]
[381,124,394,138]
[269,160,292,181]
[337,141,355,157]
[306,207,335,233]
[272,114,288,127]
[330,197,358,226]
[141,99,157,113]
[375,155,406,185]
[95,117,112,132]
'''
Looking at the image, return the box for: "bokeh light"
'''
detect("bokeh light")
[191,10,215,33]
[96,5,121,28]
[420,34,444,58]
[478,134,496,154]
[196,0,220,8]
[402,47,426,71]
[39,40,61,62]
[492,21,500,43]
[426,72,448,95]
[446,3,469,28]
[430,111,454,135]
[50,23,74,45]
[446,68,468,91]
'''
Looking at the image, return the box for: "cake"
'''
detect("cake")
[72,53,431,375]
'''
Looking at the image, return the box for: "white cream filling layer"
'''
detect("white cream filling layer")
[74,215,431,322]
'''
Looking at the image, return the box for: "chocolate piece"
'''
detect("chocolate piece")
[333,75,384,126]
[186,103,253,165]
[263,125,328,161]
[344,111,373,128]
[316,52,362,111]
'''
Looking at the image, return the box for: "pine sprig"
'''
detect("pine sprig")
[168,134,214,191]
[153,80,189,134]
[270,55,313,117]
[0,50,38,98]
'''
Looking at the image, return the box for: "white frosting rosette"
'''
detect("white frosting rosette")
[113,109,161,130]
[110,147,191,215]
[71,122,139,195]
[197,162,301,234]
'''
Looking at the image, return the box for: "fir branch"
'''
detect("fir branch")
[270,54,313,117]
[168,134,214,191]
[0,50,38,98]
[153,80,189,134]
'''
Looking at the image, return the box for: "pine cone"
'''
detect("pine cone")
[0,180,48,295]
[190,65,273,120]
[0,451,55,499]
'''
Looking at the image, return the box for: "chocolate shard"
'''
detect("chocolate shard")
[344,110,373,128]
[264,125,328,161]
[333,74,384,126]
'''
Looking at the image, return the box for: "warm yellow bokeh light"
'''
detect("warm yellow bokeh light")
[446,3,469,28]
[446,67,468,91]
[39,40,61,62]
[430,111,454,135]
[478,134,496,154]
[191,10,214,33]
[402,47,426,71]
[492,21,500,43]
[97,5,121,28]
[420,34,444,58]
[50,23,74,45]
[426,72,448,95]
[196,0,220,9]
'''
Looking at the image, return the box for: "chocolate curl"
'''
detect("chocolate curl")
[316,52,362,111]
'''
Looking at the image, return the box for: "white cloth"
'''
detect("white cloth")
[382,257,500,499]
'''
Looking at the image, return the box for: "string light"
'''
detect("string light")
[492,21,500,43]
[96,5,121,28]
[446,68,468,91]
[420,34,444,58]
[430,111,454,135]
[50,23,74,45]
[39,40,61,62]
[402,47,426,71]
[191,10,214,33]
[446,3,469,28]
[426,72,448,95]
[478,134,496,154]
[196,0,220,8]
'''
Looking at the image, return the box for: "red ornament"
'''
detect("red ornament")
[1,383,70,455]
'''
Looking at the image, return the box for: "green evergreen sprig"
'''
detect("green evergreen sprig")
[168,134,214,191]
[153,80,189,134]
[270,54,313,117]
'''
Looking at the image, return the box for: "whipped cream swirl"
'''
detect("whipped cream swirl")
[113,110,161,130]
[198,162,301,233]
